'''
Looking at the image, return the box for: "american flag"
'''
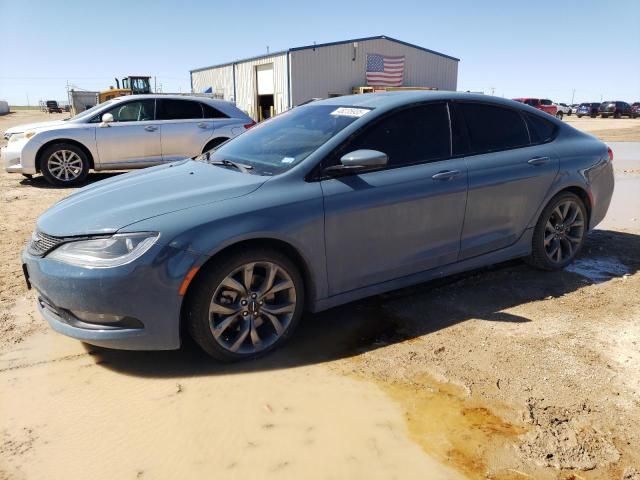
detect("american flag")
[366,53,405,87]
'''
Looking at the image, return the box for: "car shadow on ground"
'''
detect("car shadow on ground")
[87,229,640,378]
[19,172,124,189]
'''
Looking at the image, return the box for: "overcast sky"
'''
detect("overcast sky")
[1,0,639,105]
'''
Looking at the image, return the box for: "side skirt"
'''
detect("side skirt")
[310,228,533,313]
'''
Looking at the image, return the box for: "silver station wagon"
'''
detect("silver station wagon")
[2,94,254,186]
[22,92,614,361]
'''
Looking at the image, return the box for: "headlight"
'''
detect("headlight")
[47,232,159,268]
[8,131,36,143]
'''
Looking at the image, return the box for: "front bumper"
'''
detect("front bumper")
[2,136,41,174]
[2,145,25,173]
[22,244,202,350]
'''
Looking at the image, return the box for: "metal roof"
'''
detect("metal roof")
[190,35,459,73]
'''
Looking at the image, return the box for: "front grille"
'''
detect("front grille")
[28,231,65,256]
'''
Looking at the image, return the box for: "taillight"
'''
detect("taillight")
[607,146,614,162]
[244,121,256,130]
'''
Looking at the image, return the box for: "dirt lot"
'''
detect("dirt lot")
[1,111,639,479]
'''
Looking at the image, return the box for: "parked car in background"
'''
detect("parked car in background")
[631,102,640,118]
[513,98,561,119]
[569,104,580,115]
[45,101,63,114]
[576,103,601,118]
[555,103,570,117]
[2,95,255,186]
[599,101,633,118]
[22,92,614,361]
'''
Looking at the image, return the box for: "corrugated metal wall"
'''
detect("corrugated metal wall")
[191,64,234,100]
[290,38,458,106]
[191,53,289,120]
[234,53,288,120]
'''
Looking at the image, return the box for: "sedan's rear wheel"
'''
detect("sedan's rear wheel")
[186,249,304,361]
[40,143,89,187]
[556,111,564,120]
[527,192,587,270]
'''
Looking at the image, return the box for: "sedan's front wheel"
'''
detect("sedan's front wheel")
[527,192,587,271]
[186,249,304,361]
[40,143,89,186]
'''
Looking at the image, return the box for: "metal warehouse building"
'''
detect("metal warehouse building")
[190,35,459,121]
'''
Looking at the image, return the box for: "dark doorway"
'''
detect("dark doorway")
[258,94,274,121]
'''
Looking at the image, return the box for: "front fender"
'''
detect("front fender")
[120,178,328,304]
[27,127,98,171]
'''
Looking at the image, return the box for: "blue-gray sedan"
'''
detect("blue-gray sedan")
[22,92,614,361]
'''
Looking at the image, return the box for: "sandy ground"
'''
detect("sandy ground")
[1,111,639,480]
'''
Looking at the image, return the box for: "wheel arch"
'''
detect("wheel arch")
[35,138,95,172]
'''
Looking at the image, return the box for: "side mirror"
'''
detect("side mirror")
[100,113,114,126]
[324,149,388,175]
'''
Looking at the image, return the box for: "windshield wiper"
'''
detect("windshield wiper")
[210,159,254,174]
[200,152,254,173]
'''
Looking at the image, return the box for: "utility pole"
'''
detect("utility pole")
[571,89,575,104]
[26,93,30,107]
[154,76,157,93]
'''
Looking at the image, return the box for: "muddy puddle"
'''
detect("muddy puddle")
[0,325,462,480]
[565,256,630,283]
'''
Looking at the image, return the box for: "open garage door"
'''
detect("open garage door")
[256,64,274,121]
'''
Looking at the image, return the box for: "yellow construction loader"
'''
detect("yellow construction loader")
[99,76,152,103]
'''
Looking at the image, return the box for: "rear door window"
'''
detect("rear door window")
[202,103,229,119]
[541,99,553,106]
[457,103,529,154]
[524,113,557,144]
[341,103,450,167]
[156,99,204,120]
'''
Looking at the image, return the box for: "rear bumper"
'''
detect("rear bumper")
[23,244,202,351]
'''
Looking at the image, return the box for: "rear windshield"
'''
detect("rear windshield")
[197,104,370,175]
[523,99,539,106]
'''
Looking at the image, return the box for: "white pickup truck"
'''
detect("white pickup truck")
[554,103,570,119]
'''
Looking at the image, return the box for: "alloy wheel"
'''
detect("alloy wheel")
[47,150,84,182]
[543,200,585,264]
[208,261,297,354]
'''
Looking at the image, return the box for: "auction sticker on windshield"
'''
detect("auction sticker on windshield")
[330,107,370,118]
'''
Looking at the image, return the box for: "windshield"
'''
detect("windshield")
[197,104,370,175]
[523,99,538,106]
[66,100,116,121]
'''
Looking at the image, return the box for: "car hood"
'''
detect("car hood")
[37,160,268,237]
[5,120,68,134]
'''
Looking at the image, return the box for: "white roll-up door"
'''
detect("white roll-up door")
[256,64,274,95]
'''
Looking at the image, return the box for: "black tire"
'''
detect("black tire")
[591,113,597,118]
[186,248,305,362]
[577,115,583,118]
[40,142,89,187]
[555,111,564,120]
[601,114,608,119]
[614,111,621,119]
[202,137,230,154]
[526,192,587,271]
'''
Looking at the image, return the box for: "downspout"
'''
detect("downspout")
[286,51,292,109]
[232,63,237,105]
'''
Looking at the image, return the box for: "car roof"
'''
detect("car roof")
[312,91,530,111]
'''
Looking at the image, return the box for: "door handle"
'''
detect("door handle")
[528,156,550,166]
[431,170,461,181]
[144,125,158,132]
[197,123,208,129]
